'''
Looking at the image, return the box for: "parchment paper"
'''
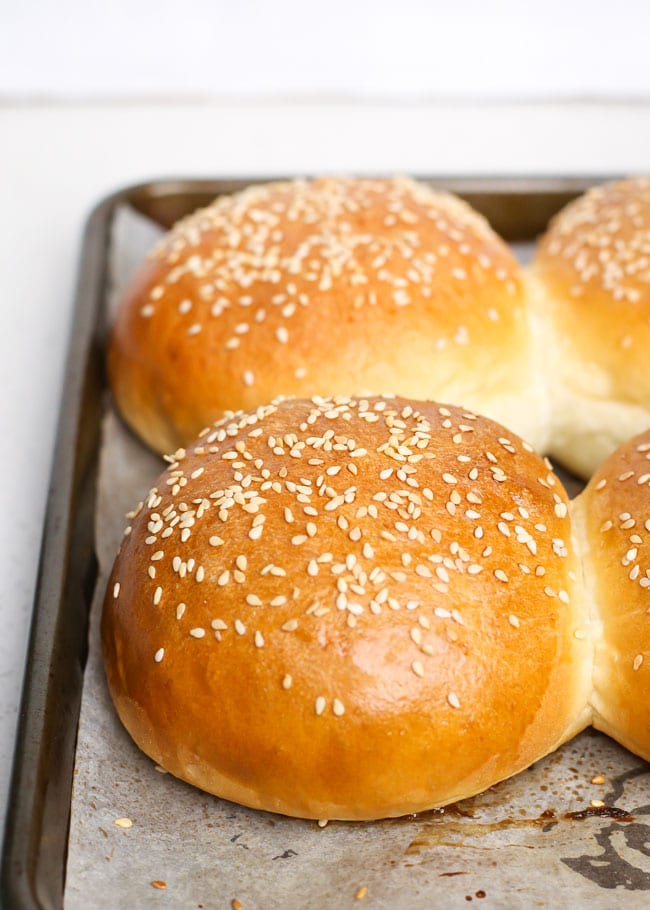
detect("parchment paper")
[63,205,650,909]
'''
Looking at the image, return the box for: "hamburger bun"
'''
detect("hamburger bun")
[574,428,650,762]
[102,395,591,820]
[108,177,546,456]
[528,176,650,478]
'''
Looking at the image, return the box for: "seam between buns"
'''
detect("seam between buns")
[568,491,601,729]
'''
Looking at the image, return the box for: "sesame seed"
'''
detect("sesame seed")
[190,628,205,638]
[315,696,326,716]
[447,691,461,709]
[154,648,164,663]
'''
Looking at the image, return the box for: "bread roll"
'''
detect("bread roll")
[574,429,650,761]
[529,176,650,478]
[108,177,546,456]
[102,395,591,820]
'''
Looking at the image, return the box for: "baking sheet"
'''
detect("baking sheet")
[63,196,650,908]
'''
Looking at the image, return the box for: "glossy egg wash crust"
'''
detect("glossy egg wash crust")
[528,175,650,477]
[102,396,593,821]
[574,427,650,766]
[108,176,547,458]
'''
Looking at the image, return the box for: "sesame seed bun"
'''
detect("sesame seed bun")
[108,177,546,456]
[528,176,650,478]
[102,396,591,820]
[573,429,650,762]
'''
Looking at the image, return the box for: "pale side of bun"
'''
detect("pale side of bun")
[573,430,650,762]
[528,176,650,478]
[102,396,591,821]
[108,178,547,456]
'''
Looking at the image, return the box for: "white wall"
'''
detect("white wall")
[2,0,650,100]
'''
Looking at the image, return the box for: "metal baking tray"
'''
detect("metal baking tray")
[0,176,624,909]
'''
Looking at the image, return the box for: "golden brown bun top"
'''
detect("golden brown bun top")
[576,428,650,761]
[531,176,650,404]
[102,396,590,820]
[108,177,530,454]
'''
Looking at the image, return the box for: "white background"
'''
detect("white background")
[3,0,650,100]
[2,0,650,866]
